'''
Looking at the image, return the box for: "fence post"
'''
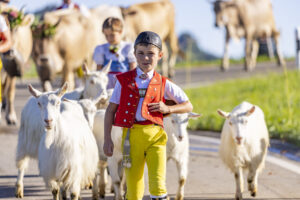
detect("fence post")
[296,27,300,69]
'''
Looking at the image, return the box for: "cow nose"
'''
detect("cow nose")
[40,57,49,63]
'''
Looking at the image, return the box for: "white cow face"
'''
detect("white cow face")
[28,83,68,130]
[217,106,255,145]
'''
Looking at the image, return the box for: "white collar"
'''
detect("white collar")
[136,67,154,80]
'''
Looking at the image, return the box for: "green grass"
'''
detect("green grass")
[176,56,295,68]
[185,70,300,146]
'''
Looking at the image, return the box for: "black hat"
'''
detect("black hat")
[134,31,162,50]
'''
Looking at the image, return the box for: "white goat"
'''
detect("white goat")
[15,86,98,198]
[164,112,201,200]
[62,61,111,109]
[217,101,269,200]
[28,83,99,200]
[92,109,124,200]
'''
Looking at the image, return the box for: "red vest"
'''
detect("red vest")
[114,69,167,128]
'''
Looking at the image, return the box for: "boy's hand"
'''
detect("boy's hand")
[103,138,114,157]
[148,101,171,114]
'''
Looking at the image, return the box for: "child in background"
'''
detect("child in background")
[93,17,136,89]
[103,31,193,200]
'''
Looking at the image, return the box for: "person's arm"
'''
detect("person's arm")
[148,79,193,114]
[103,102,118,157]
[0,29,12,53]
[148,100,193,114]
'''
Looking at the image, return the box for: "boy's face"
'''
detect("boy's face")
[135,44,163,73]
[103,28,122,45]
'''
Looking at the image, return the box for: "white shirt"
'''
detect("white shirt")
[93,41,136,68]
[0,15,8,32]
[110,67,189,121]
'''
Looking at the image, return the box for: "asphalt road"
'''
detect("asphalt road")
[0,61,300,199]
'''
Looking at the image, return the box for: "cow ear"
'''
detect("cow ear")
[188,112,202,118]
[245,106,255,116]
[57,82,69,97]
[21,14,35,26]
[28,84,42,98]
[217,109,230,118]
[101,60,112,74]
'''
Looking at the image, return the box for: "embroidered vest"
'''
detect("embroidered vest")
[114,69,167,128]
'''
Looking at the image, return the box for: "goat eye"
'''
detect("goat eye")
[229,121,232,125]
[37,102,41,107]
[171,120,175,124]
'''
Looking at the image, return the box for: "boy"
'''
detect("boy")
[93,17,136,89]
[103,31,193,200]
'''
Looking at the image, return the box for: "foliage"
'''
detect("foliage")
[185,70,300,146]
[1,9,24,29]
[31,20,57,39]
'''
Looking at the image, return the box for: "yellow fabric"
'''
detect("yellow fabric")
[0,58,2,101]
[76,66,84,78]
[122,124,168,200]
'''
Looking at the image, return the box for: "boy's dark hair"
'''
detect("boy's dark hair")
[102,17,123,32]
[134,31,162,51]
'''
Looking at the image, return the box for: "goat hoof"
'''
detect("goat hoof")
[15,184,24,198]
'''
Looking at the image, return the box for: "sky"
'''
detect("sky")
[10,0,300,59]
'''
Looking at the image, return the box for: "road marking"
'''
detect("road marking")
[189,134,300,175]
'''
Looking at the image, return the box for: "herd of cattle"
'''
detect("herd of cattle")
[0,0,281,199]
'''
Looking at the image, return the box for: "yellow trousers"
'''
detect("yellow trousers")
[122,124,168,200]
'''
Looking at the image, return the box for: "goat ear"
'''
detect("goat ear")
[217,109,230,118]
[57,82,69,97]
[101,60,112,74]
[188,112,202,118]
[82,62,90,76]
[245,106,255,116]
[63,98,77,104]
[28,84,42,98]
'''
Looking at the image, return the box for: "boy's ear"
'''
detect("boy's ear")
[159,51,163,59]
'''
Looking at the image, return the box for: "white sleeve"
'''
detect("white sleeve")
[164,79,189,103]
[126,43,136,63]
[0,16,8,32]
[109,80,121,104]
[93,45,104,65]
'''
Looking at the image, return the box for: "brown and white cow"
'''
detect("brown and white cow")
[0,4,34,125]
[121,0,179,78]
[32,6,122,91]
[213,0,285,71]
